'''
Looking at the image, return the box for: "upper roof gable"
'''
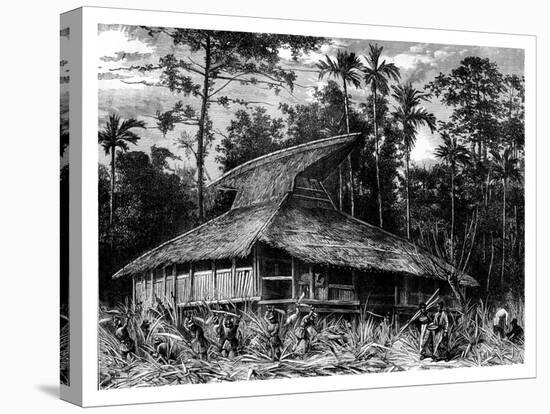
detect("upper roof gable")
[209,134,360,209]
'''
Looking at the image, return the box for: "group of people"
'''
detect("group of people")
[264,305,318,360]
[112,305,320,363]
[179,306,319,361]
[492,305,524,343]
[414,300,524,362]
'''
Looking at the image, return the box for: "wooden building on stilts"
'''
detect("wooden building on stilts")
[112,134,478,318]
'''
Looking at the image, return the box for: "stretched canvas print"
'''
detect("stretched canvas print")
[60,6,536,407]
[60,25,70,387]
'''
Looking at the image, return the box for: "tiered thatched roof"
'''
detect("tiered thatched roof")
[113,134,478,287]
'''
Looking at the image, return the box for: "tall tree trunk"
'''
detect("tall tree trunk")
[343,80,355,216]
[500,178,507,288]
[110,148,115,226]
[405,151,411,240]
[487,234,495,292]
[338,167,343,210]
[450,163,455,263]
[196,35,211,223]
[372,88,383,228]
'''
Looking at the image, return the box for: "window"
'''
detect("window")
[193,260,212,272]
[262,279,292,300]
[328,266,352,285]
[236,254,252,268]
[216,258,232,271]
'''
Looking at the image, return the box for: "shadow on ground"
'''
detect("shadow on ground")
[35,384,59,399]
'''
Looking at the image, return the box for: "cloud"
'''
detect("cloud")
[410,127,440,165]
[98,29,154,59]
[409,43,429,54]
[100,51,153,63]
[278,40,348,66]
[98,72,133,81]
[386,45,462,85]
[389,53,434,70]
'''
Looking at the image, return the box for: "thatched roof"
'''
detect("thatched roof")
[259,203,478,286]
[209,134,360,208]
[113,134,477,287]
[113,201,282,278]
[114,198,477,286]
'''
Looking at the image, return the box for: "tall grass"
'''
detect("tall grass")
[98,298,523,389]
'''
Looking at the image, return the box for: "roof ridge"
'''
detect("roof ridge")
[208,133,361,189]
[244,192,290,252]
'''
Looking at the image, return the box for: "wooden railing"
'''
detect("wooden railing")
[328,284,356,301]
[171,266,256,304]
[193,270,215,301]
[217,267,255,300]
[312,284,356,301]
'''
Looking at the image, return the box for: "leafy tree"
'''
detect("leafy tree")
[98,148,196,302]
[281,81,371,214]
[491,148,521,288]
[363,44,400,227]
[392,83,436,239]
[427,56,504,165]
[317,50,363,215]
[137,27,326,222]
[434,127,471,261]
[501,74,525,157]
[356,95,402,233]
[98,114,146,225]
[216,106,285,172]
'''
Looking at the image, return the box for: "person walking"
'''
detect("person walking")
[295,307,318,355]
[417,303,432,359]
[506,318,524,343]
[264,306,283,360]
[493,305,509,338]
[431,302,449,360]
[184,316,209,360]
[215,313,241,358]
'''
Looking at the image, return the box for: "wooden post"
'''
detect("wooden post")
[291,257,297,299]
[172,264,177,306]
[351,269,357,301]
[163,266,168,303]
[150,270,155,305]
[132,275,136,308]
[212,260,217,300]
[254,244,262,298]
[403,276,409,305]
[189,263,194,302]
[231,258,237,298]
[309,265,314,299]
[394,274,398,306]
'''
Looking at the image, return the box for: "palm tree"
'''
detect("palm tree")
[317,50,363,215]
[392,83,436,239]
[491,148,521,288]
[434,132,470,262]
[363,44,400,228]
[98,114,146,225]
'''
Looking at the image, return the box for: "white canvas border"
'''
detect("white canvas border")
[78,6,537,407]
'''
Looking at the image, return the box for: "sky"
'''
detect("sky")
[96,24,525,180]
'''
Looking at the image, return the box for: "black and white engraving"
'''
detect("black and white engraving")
[96,24,525,389]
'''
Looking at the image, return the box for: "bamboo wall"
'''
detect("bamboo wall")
[133,259,257,307]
